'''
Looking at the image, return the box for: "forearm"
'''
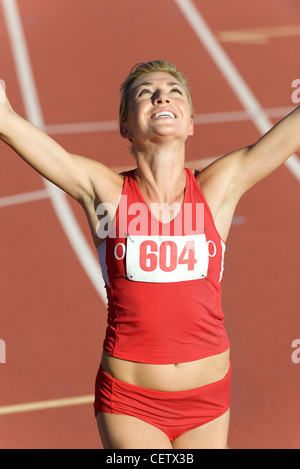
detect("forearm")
[2,110,69,169]
[234,105,300,192]
[1,109,91,200]
[252,105,300,164]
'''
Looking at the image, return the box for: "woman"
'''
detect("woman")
[0,60,299,449]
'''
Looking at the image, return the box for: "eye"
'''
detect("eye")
[137,88,151,98]
[170,88,183,95]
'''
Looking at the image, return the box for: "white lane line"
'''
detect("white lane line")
[1,0,106,302]
[0,189,49,207]
[0,395,94,416]
[193,106,295,125]
[0,186,246,225]
[43,106,295,135]
[45,120,118,135]
[218,25,300,45]
[0,159,217,208]
[174,0,300,182]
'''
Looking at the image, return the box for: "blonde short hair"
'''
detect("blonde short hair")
[119,60,194,129]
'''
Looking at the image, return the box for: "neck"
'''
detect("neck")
[134,141,187,204]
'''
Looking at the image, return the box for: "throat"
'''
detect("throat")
[134,167,187,222]
[141,189,185,223]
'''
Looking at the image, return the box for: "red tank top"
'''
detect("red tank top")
[97,168,230,364]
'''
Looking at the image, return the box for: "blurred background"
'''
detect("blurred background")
[0,0,299,448]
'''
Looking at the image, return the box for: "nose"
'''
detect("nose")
[152,89,170,105]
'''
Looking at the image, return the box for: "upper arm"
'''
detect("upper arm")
[2,110,123,205]
[229,105,300,195]
[195,107,300,241]
[196,148,248,213]
[198,105,300,206]
[70,154,124,205]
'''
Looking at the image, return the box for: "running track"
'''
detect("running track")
[0,0,299,449]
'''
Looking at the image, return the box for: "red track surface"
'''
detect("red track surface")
[0,0,299,449]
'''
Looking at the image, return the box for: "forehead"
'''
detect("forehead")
[132,72,183,90]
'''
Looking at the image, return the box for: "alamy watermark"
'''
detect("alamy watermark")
[95,196,205,239]
[291,339,300,364]
[0,339,6,364]
[291,79,300,104]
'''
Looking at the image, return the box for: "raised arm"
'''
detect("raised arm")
[0,81,122,206]
[231,105,300,194]
[197,106,300,241]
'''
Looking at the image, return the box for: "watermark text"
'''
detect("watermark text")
[0,339,6,364]
[291,339,300,364]
[291,79,300,104]
[96,196,205,239]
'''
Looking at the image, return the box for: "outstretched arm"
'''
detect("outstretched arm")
[197,105,300,241]
[0,81,121,206]
[231,105,300,195]
[198,105,300,200]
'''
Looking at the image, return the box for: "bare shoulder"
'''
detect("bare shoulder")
[71,154,127,246]
[194,147,249,211]
[193,148,249,241]
[71,153,125,205]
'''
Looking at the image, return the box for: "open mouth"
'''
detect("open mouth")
[151,111,176,119]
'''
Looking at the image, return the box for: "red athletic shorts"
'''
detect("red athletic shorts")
[94,364,231,442]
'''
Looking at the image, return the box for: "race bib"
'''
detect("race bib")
[126,234,209,283]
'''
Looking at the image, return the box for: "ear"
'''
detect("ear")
[120,123,133,140]
[189,118,194,137]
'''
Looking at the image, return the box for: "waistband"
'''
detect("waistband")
[98,362,231,397]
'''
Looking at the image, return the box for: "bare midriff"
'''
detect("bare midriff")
[101,348,230,392]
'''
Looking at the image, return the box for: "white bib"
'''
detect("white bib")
[126,234,209,283]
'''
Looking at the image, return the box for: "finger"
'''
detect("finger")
[0,79,7,104]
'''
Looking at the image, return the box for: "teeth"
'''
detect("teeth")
[153,111,176,119]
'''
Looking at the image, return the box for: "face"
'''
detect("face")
[121,72,194,145]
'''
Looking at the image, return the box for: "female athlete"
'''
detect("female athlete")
[0,60,299,449]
